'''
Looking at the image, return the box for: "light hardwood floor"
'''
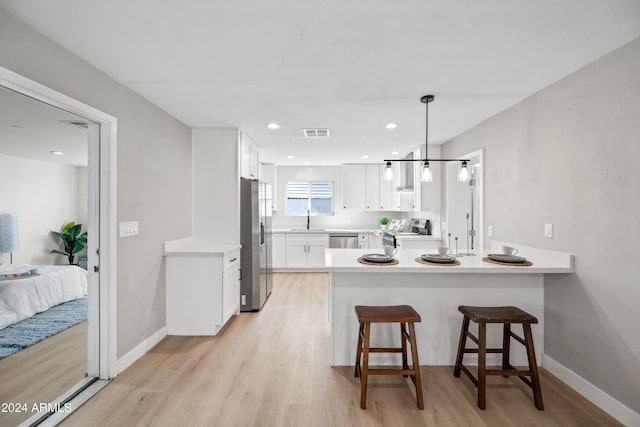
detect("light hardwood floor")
[62,273,620,427]
[0,322,87,426]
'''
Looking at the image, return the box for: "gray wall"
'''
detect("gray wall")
[442,38,640,412]
[0,10,193,358]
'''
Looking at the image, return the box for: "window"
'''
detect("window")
[286,181,334,215]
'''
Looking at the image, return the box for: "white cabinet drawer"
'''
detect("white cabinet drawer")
[223,250,241,271]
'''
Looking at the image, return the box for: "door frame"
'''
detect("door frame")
[0,65,118,379]
[445,148,484,251]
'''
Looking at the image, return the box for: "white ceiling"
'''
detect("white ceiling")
[0,86,88,166]
[1,0,639,165]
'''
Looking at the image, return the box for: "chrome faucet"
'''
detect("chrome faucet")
[307,209,310,230]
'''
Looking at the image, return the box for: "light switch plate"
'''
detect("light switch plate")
[119,221,139,237]
[544,223,553,238]
[487,225,494,237]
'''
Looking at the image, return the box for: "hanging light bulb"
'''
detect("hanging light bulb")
[384,161,393,181]
[421,161,433,182]
[458,161,469,182]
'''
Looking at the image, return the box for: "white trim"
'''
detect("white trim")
[543,354,640,427]
[0,65,118,379]
[116,327,168,374]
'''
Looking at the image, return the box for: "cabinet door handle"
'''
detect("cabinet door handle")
[229,257,238,263]
[238,269,242,280]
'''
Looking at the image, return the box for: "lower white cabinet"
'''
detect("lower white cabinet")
[395,238,442,250]
[165,246,241,335]
[272,233,286,268]
[285,233,329,268]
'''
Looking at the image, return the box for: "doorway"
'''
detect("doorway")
[445,149,483,254]
[0,66,117,425]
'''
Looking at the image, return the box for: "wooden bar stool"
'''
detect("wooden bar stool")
[453,305,543,410]
[354,305,424,410]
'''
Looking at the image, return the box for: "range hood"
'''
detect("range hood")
[395,152,415,193]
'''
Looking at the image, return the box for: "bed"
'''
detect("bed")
[0,264,88,330]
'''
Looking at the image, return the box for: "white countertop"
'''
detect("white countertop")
[163,237,241,256]
[324,243,573,274]
[272,228,377,234]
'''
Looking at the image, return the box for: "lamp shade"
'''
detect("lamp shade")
[0,214,18,253]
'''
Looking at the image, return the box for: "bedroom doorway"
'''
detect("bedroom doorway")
[0,66,117,426]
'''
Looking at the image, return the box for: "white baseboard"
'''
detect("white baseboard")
[543,354,640,427]
[116,326,167,374]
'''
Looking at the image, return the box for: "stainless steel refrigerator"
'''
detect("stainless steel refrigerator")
[240,178,272,311]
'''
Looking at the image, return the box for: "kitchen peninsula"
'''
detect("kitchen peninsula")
[324,242,573,367]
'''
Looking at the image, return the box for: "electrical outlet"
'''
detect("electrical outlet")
[544,223,553,238]
[487,225,494,237]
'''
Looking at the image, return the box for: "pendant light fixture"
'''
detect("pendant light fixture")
[384,95,469,183]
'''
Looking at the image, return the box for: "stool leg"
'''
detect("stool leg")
[477,322,487,409]
[408,322,424,410]
[401,322,409,377]
[453,316,470,377]
[355,322,364,377]
[523,323,544,410]
[502,323,511,377]
[360,322,371,409]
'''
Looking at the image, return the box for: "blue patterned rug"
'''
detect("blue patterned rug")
[0,297,87,358]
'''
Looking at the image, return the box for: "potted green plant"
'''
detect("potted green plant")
[379,217,389,230]
[50,222,88,265]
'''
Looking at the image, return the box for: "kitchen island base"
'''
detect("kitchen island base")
[329,272,544,367]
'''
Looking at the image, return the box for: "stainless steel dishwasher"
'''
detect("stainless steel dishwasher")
[329,233,359,248]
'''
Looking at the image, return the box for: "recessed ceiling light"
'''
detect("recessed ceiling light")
[267,123,280,129]
[391,151,399,155]
[385,123,398,129]
[287,155,295,159]
[362,155,369,159]
[50,150,64,155]
[304,161,310,165]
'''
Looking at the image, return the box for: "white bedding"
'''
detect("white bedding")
[0,265,88,329]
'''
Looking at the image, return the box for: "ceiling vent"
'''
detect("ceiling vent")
[59,120,89,129]
[303,128,330,139]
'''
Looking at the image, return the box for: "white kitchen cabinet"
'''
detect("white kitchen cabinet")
[285,233,329,268]
[365,164,380,210]
[165,240,241,335]
[342,164,367,209]
[272,233,286,268]
[241,132,260,179]
[358,232,369,249]
[343,164,386,210]
[261,163,277,211]
[307,234,329,267]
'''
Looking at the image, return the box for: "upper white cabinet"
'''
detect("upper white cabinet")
[365,164,380,210]
[261,163,277,211]
[241,132,259,179]
[343,164,384,210]
[342,164,367,209]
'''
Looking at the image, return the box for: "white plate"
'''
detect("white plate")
[488,254,526,263]
[421,254,456,264]
[362,253,394,263]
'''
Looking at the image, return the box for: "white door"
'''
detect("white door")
[365,164,380,210]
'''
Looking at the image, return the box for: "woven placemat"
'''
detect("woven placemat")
[357,257,399,266]
[482,257,532,267]
[415,257,461,266]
